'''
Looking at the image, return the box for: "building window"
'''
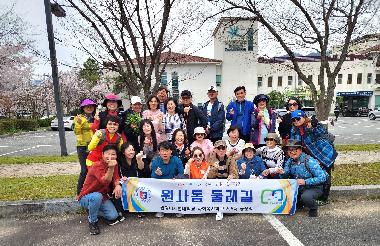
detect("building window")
[160,71,167,86]
[247,28,254,51]
[288,76,293,85]
[337,74,342,84]
[278,76,283,87]
[216,75,221,86]
[298,78,303,86]
[171,72,179,100]
[347,74,352,84]
[268,76,273,87]
[367,73,372,84]
[376,74,380,84]
[257,76,262,87]
[357,73,362,84]
[308,75,312,83]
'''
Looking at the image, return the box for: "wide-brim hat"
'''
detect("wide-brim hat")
[102,93,122,107]
[193,127,206,136]
[254,94,269,105]
[265,133,280,143]
[214,140,226,148]
[286,139,302,148]
[242,143,255,153]
[80,98,97,108]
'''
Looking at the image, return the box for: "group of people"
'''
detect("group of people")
[74,85,337,235]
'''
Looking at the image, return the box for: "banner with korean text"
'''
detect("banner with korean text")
[121,178,298,215]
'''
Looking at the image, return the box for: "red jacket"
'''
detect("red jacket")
[77,159,120,201]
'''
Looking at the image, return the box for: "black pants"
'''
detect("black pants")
[321,164,334,201]
[76,146,88,195]
[298,186,323,210]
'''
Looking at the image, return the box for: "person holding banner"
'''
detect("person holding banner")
[151,141,185,218]
[278,140,328,217]
[184,147,211,179]
[77,145,124,235]
[236,143,266,179]
[208,140,238,179]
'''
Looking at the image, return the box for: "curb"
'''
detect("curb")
[1,185,379,218]
[0,129,49,139]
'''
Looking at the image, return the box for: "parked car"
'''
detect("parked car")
[51,116,75,131]
[275,108,288,118]
[368,107,380,120]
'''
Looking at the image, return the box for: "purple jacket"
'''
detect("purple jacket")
[250,108,276,145]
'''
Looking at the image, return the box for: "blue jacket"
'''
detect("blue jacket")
[280,152,328,186]
[290,123,337,168]
[226,100,254,136]
[236,155,266,179]
[250,107,277,145]
[202,99,225,139]
[151,155,184,179]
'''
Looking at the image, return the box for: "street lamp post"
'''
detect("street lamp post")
[44,0,68,156]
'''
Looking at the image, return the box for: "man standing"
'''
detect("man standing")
[226,86,254,143]
[78,145,123,235]
[179,90,208,144]
[156,86,169,114]
[202,86,225,143]
[278,140,328,217]
[120,96,143,151]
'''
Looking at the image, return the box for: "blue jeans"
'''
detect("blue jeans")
[79,192,118,223]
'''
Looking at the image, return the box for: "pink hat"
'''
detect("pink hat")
[102,93,122,107]
[80,98,97,108]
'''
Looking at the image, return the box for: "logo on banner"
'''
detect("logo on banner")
[133,187,152,203]
[260,189,284,205]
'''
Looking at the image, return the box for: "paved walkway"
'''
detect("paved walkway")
[0,151,379,178]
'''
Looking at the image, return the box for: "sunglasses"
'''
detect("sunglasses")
[195,133,205,136]
[288,102,298,107]
[216,146,226,150]
[193,153,203,158]
[287,147,299,152]
[291,117,302,122]
[265,138,275,142]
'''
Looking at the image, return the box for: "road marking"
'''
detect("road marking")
[0,145,52,157]
[334,135,339,137]
[364,125,374,128]
[352,134,362,136]
[33,135,45,138]
[264,215,304,246]
[69,151,77,155]
[0,146,9,148]
[377,128,380,130]
[338,126,346,129]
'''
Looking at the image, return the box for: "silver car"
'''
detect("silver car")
[368,107,380,120]
[51,116,75,130]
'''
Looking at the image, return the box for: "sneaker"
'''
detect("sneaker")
[155,212,165,218]
[308,209,318,217]
[89,221,100,235]
[175,213,184,218]
[316,199,329,206]
[105,215,125,226]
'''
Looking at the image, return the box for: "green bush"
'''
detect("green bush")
[37,118,53,127]
[0,119,39,135]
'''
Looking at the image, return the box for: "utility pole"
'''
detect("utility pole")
[44,0,68,156]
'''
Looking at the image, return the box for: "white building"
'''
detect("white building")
[155,18,380,110]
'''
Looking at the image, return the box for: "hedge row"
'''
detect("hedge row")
[0,118,52,135]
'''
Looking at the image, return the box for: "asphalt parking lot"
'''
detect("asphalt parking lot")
[0,199,378,246]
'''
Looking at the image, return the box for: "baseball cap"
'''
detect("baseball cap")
[291,110,305,119]
[214,140,226,147]
[208,86,218,92]
[131,96,142,105]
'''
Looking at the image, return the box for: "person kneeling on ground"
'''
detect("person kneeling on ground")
[278,140,328,217]
[151,141,185,218]
[237,143,266,179]
[77,145,124,235]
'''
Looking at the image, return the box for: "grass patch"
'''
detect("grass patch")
[335,144,380,152]
[0,155,78,165]
[0,175,77,201]
[333,163,380,186]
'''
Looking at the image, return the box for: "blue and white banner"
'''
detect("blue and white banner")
[122,178,298,215]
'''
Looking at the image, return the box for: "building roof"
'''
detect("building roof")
[159,52,222,64]
[212,17,258,36]
[257,54,369,64]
